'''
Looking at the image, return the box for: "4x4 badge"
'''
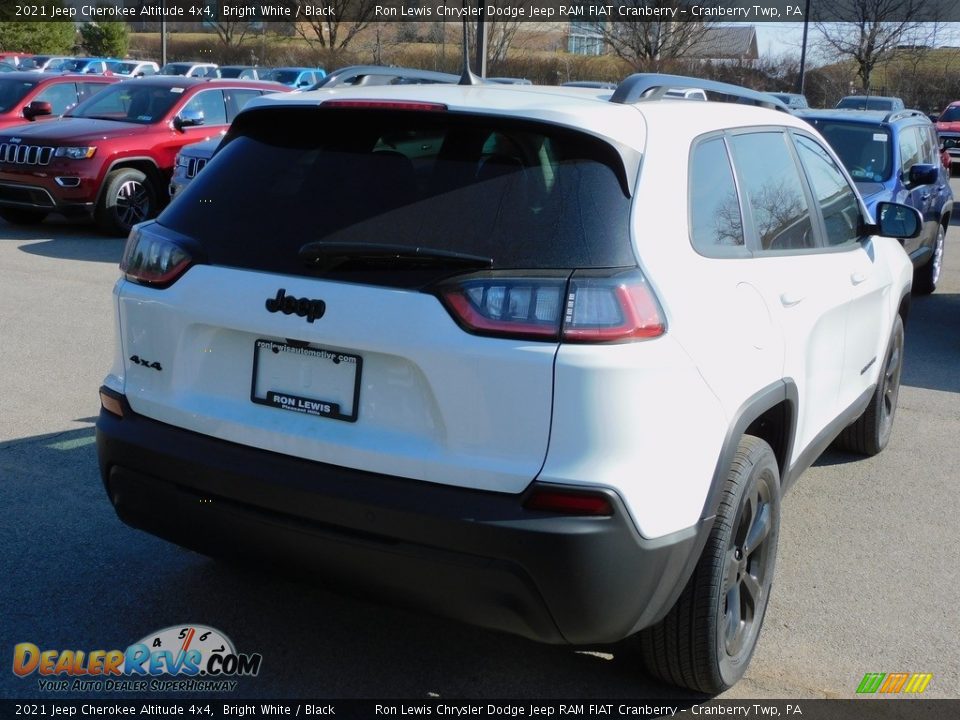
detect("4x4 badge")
[265,288,326,323]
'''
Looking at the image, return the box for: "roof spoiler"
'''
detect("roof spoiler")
[611,73,789,112]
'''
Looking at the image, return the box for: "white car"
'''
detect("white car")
[97,75,919,692]
[107,60,160,78]
[159,62,219,78]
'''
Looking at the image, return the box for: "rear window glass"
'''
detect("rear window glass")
[940,106,960,122]
[159,108,636,274]
[808,120,893,182]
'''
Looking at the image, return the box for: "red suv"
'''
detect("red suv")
[0,76,288,234]
[0,71,119,130]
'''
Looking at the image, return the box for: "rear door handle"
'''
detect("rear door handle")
[780,292,805,307]
[851,272,867,285]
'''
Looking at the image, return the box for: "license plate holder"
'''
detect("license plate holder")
[251,339,361,422]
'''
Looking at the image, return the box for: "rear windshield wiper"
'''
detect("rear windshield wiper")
[299,242,493,270]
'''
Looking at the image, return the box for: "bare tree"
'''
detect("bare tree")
[287,0,379,50]
[600,4,710,70]
[466,11,523,69]
[209,21,252,49]
[815,0,934,92]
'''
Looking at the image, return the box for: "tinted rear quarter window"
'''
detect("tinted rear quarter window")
[689,137,744,253]
[159,108,636,278]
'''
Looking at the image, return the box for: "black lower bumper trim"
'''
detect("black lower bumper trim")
[96,392,706,645]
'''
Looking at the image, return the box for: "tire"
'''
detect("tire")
[95,168,156,237]
[912,224,945,296]
[638,435,781,694]
[0,208,48,226]
[835,314,905,456]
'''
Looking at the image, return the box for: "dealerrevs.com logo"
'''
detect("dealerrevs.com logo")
[12,625,262,693]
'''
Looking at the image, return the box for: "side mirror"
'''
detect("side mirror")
[173,109,204,131]
[22,100,53,120]
[907,163,939,187]
[870,201,922,240]
[297,79,311,88]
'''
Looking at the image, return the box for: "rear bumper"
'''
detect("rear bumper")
[96,391,708,646]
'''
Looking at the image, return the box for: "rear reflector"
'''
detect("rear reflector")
[524,487,614,516]
[99,390,124,418]
[323,100,447,112]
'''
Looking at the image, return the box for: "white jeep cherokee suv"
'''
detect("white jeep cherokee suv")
[96,74,919,693]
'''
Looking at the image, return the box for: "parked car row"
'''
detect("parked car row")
[1,52,328,87]
[0,75,290,234]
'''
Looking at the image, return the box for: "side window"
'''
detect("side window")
[225,89,261,121]
[689,137,745,252]
[33,82,79,115]
[729,132,816,251]
[794,135,862,247]
[898,127,921,175]
[78,82,109,102]
[181,90,227,126]
[921,125,938,164]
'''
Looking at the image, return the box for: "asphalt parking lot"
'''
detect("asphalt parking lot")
[1,187,958,701]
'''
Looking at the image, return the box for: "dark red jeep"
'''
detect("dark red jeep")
[0,71,119,130]
[0,76,288,234]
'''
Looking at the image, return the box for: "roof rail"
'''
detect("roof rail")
[314,65,460,89]
[610,73,788,112]
[882,109,928,124]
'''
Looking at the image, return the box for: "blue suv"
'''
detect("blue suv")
[799,108,952,294]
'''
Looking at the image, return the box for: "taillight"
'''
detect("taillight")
[436,269,665,343]
[438,273,568,341]
[562,270,665,342]
[523,486,614,516]
[120,224,193,288]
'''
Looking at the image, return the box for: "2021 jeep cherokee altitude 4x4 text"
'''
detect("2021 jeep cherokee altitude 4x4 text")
[96,75,920,692]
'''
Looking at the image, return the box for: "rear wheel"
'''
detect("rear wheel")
[835,314,904,456]
[96,168,156,236]
[912,224,945,296]
[638,435,780,693]
[0,208,48,226]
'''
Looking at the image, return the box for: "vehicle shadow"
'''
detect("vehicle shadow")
[0,425,707,702]
[902,291,960,394]
[2,218,124,264]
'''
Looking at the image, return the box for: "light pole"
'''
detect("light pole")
[160,0,167,67]
[796,0,811,94]
[475,2,487,77]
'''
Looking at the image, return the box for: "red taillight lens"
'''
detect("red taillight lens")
[562,271,665,343]
[524,487,614,516]
[438,275,567,341]
[120,224,193,288]
[437,270,665,343]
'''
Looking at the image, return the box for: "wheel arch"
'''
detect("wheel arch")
[897,287,911,328]
[700,380,798,525]
[95,157,165,210]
